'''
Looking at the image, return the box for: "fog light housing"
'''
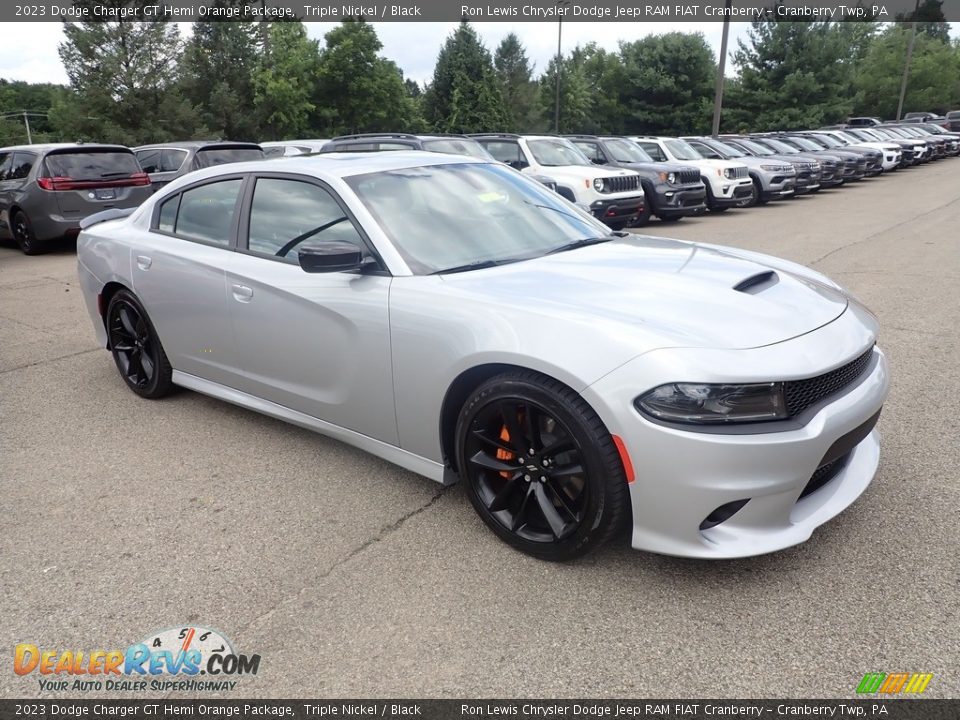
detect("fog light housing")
[700,499,749,530]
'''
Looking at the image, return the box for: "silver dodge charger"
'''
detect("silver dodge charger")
[76,152,890,561]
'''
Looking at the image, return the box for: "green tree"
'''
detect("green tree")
[494,33,537,131]
[314,19,421,135]
[423,21,506,133]
[252,21,320,140]
[618,32,715,135]
[728,21,855,132]
[571,43,627,134]
[537,53,593,134]
[853,25,960,117]
[0,80,66,144]
[181,18,262,140]
[57,5,197,144]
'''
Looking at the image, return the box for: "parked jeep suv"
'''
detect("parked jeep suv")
[631,136,753,212]
[133,141,264,190]
[682,136,796,204]
[472,134,645,229]
[565,134,705,223]
[0,143,152,255]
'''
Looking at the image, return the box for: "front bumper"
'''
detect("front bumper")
[583,305,889,558]
[757,171,796,200]
[708,178,754,208]
[590,194,645,226]
[653,184,706,216]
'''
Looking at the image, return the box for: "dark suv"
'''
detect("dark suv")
[0,143,152,255]
[565,135,705,222]
[133,141,264,190]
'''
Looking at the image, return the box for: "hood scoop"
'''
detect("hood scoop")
[734,270,779,295]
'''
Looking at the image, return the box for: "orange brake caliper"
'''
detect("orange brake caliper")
[496,425,514,479]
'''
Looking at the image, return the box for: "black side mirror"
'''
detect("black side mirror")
[298,241,363,273]
[591,158,604,165]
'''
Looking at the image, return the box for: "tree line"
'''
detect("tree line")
[1,3,958,148]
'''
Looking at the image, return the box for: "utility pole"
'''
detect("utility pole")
[896,0,921,121]
[711,0,732,137]
[23,111,32,144]
[553,0,569,134]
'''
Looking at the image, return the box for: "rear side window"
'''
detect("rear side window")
[573,142,605,163]
[8,152,36,180]
[194,148,264,169]
[44,150,140,180]
[637,142,667,162]
[481,141,528,169]
[0,153,13,180]
[173,179,242,246]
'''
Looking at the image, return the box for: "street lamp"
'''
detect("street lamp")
[554,0,570,134]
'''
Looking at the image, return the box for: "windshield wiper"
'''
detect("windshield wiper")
[546,236,618,255]
[430,258,523,275]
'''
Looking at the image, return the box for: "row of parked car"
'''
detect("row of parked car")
[2,121,958,254]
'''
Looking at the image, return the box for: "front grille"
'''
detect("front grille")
[784,347,874,417]
[678,169,700,184]
[799,452,850,499]
[603,175,640,193]
[729,166,748,179]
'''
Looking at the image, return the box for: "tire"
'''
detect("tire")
[752,178,768,206]
[12,211,43,255]
[455,370,630,561]
[703,181,729,213]
[630,203,652,228]
[658,213,683,222]
[106,290,174,399]
[708,205,730,213]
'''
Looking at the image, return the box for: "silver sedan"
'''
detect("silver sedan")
[76,152,889,560]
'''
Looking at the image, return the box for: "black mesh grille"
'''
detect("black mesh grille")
[604,175,640,193]
[679,169,700,184]
[784,348,874,417]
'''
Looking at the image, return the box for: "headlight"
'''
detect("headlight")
[635,382,788,424]
[812,161,822,170]
[760,164,784,171]
[667,172,676,184]
[723,168,734,179]
[592,177,604,192]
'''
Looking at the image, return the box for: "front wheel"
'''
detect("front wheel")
[630,203,652,228]
[455,371,630,561]
[106,290,174,399]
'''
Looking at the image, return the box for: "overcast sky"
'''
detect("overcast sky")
[1,21,957,89]
[0,21,757,87]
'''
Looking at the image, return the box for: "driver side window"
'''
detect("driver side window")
[246,178,364,263]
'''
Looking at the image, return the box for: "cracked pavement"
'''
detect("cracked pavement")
[1,159,958,699]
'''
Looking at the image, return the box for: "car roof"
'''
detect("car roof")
[133,141,262,150]
[173,151,489,181]
[0,142,132,154]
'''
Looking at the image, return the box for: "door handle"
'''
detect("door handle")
[231,284,253,302]
[136,255,152,270]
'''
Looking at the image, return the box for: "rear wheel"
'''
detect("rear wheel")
[12,211,43,255]
[106,290,173,399]
[455,371,630,561]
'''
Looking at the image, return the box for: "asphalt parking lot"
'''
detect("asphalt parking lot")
[1,160,958,700]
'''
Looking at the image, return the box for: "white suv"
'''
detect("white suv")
[631,136,754,212]
[472,134,646,229]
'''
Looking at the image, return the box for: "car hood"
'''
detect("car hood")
[439,236,848,350]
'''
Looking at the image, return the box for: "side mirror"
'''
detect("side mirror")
[591,158,604,165]
[298,241,363,273]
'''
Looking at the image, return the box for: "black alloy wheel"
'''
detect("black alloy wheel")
[106,290,173,399]
[456,371,629,561]
[13,211,42,255]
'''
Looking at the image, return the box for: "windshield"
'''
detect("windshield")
[664,139,703,161]
[44,150,141,179]
[606,138,653,163]
[708,140,745,157]
[346,163,611,275]
[422,139,493,160]
[788,136,821,151]
[195,147,264,168]
[526,139,592,167]
[813,134,842,148]
[734,138,773,156]
[760,138,797,154]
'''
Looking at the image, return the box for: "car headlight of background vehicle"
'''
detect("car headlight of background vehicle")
[723,168,734,179]
[635,382,788,424]
[812,161,822,170]
[658,171,677,184]
[760,164,786,171]
[592,177,605,192]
